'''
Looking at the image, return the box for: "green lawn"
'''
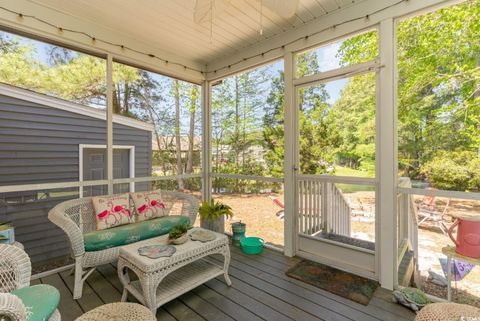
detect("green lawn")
[334,166,375,193]
[334,166,374,178]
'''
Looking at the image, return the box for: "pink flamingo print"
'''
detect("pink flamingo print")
[150,200,166,209]
[113,204,132,222]
[137,204,148,214]
[96,202,119,228]
[137,196,166,219]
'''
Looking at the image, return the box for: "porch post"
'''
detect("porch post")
[201,80,211,203]
[378,18,398,290]
[284,51,296,257]
[106,54,114,195]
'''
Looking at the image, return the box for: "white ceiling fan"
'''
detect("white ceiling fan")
[193,0,300,24]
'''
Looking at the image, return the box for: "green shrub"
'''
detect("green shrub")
[420,151,480,191]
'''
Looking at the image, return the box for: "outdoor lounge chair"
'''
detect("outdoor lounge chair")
[269,195,285,219]
[0,244,61,321]
[417,196,451,234]
[48,190,199,299]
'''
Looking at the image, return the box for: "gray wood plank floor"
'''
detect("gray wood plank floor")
[38,246,416,321]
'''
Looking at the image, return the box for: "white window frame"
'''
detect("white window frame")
[79,144,135,197]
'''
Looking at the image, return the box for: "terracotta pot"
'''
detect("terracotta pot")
[170,233,188,245]
[448,216,480,258]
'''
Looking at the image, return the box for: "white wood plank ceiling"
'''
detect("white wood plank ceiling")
[27,0,363,67]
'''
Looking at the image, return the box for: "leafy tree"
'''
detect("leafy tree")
[336,1,480,189]
[0,31,203,187]
[263,71,285,178]
[396,1,480,181]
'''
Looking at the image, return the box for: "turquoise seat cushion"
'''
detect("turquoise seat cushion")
[12,284,59,321]
[84,215,190,252]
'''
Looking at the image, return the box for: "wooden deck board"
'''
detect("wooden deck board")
[179,290,236,321]
[40,273,84,320]
[205,278,294,321]
[228,246,415,321]
[224,253,377,320]
[191,284,264,321]
[37,247,415,321]
[59,270,104,313]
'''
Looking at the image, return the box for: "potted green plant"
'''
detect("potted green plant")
[168,223,189,245]
[199,200,233,233]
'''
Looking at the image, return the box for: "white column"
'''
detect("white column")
[201,80,212,203]
[378,18,398,290]
[283,51,296,257]
[106,54,114,195]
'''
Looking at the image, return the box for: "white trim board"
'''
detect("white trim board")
[0,0,205,82]
[0,82,154,132]
[79,144,135,197]
[206,0,459,80]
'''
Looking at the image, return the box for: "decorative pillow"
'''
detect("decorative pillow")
[130,190,167,222]
[92,193,133,230]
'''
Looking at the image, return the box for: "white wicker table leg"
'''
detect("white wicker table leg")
[118,259,131,303]
[140,274,163,315]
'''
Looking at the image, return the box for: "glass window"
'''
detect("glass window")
[211,60,284,178]
[212,178,284,248]
[112,63,202,192]
[295,30,378,78]
[298,180,375,248]
[298,72,376,178]
[396,1,480,304]
[0,30,106,108]
[397,1,480,193]
[0,187,79,270]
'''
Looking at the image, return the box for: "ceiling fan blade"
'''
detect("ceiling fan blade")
[263,0,300,18]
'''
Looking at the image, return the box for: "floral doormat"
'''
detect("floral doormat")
[286,260,379,305]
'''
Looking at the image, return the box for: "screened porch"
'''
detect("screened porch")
[0,0,479,320]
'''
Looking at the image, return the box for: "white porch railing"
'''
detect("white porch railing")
[397,177,419,284]
[297,179,351,236]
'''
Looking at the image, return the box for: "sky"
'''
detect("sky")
[311,41,347,104]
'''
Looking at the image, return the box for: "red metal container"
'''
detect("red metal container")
[448,215,480,258]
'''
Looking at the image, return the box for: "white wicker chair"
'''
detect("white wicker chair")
[0,244,61,321]
[48,190,199,299]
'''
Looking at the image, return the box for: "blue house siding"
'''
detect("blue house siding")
[0,93,152,264]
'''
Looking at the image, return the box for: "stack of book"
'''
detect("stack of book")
[0,222,14,244]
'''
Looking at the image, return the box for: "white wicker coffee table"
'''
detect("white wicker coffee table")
[118,228,231,314]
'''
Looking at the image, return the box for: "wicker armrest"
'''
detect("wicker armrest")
[48,202,86,258]
[0,293,27,321]
[162,191,199,225]
[0,244,31,292]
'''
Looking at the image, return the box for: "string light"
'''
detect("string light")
[208,0,407,75]
[0,5,204,74]
[0,0,408,77]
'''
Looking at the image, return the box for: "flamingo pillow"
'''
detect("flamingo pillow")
[130,190,167,222]
[92,193,133,230]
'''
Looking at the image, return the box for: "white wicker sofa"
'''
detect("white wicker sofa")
[48,190,199,299]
